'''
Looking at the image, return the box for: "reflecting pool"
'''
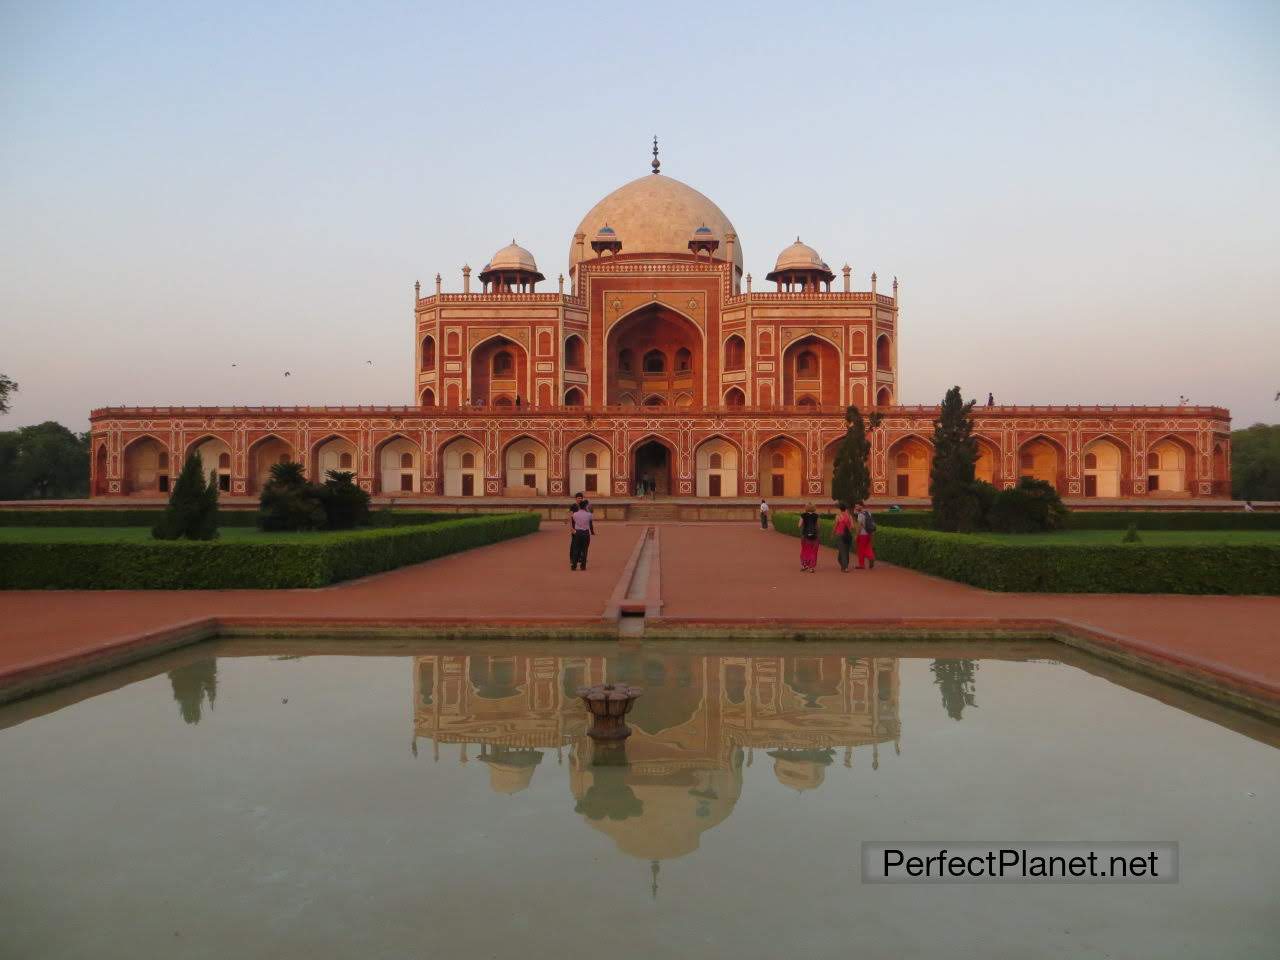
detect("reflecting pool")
[2,639,1277,959]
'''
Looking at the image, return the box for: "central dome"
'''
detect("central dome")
[571,174,742,273]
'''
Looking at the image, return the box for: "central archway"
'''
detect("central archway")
[782,334,840,407]
[632,438,674,496]
[607,305,703,407]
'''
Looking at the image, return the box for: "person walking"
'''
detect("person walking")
[833,501,855,572]
[569,501,594,571]
[799,502,821,572]
[854,501,877,570]
[759,498,770,530]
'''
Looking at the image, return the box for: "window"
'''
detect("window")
[1147,451,1160,470]
[1084,453,1098,469]
[643,350,666,374]
[158,452,169,469]
[523,473,536,487]
[522,452,535,469]
[798,395,818,408]
[584,474,597,492]
[724,336,745,371]
[218,452,231,469]
[618,349,634,373]
[876,335,892,369]
[724,388,744,407]
[796,350,817,377]
[278,453,290,464]
[461,452,475,469]
[675,347,692,372]
[896,452,910,468]
[585,452,598,468]
[643,395,665,407]
[422,336,436,366]
[339,452,353,469]
[709,452,722,470]
[400,452,413,469]
[564,388,584,407]
[493,351,514,377]
[771,452,785,468]
[400,473,413,492]
[565,336,585,371]
[1020,452,1034,470]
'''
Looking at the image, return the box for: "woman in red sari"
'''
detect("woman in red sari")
[799,503,821,572]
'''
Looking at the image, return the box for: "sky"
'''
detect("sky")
[1,0,1277,431]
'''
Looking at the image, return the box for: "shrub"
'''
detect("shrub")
[1064,511,1280,531]
[257,461,325,532]
[0,513,540,589]
[771,512,1280,594]
[152,452,219,540]
[1123,523,1141,543]
[0,507,463,528]
[318,470,372,530]
[987,478,1068,533]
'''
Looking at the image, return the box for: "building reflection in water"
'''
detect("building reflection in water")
[412,651,900,876]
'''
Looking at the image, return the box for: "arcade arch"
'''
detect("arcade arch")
[1147,437,1189,495]
[376,436,420,495]
[1018,436,1064,492]
[470,335,527,406]
[759,436,803,498]
[189,436,232,492]
[631,436,675,496]
[248,435,295,494]
[889,436,932,499]
[1082,437,1124,498]
[123,436,170,495]
[441,436,484,497]
[696,437,739,498]
[568,437,612,497]
[312,435,358,480]
[504,437,548,495]
[782,335,839,407]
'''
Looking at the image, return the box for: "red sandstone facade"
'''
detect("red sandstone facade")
[89,162,1231,502]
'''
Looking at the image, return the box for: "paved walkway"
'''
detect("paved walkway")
[2,522,1277,708]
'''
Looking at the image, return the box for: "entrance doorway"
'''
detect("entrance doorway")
[633,440,672,496]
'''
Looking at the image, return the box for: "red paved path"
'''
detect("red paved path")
[2,522,1278,704]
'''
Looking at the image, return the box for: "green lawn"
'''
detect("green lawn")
[970,530,1280,546]
[0,526,382,544]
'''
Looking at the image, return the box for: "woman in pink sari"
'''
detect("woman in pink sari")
[799,503,821,572]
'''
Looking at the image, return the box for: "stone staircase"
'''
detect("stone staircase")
[628,501,682,522]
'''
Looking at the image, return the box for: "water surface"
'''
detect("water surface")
[2,639,1276,959]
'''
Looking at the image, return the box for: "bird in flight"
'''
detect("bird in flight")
[284,371,291,377]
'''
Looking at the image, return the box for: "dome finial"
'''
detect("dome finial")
[651,135,660,175]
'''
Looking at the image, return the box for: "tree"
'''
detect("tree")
[1231,422,1280,501]
[318,469,372,529]
[0,373,16,415]
[931,659,978,720]
[257,460,326,531]
[152,451,220,540]
[929,386,982,531]
[987,477,1068,533]
[0,421,89,499]
[831,405,882,505]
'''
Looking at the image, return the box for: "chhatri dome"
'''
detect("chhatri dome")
[767,238,833,280]
[480,241,543,281]
[570,142,742,273]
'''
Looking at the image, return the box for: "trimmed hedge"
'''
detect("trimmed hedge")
[772,512,1280,594]
[0,508,459,529]
[0,513,540,589]
[1063,511,1280,531]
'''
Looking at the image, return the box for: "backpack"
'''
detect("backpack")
[864,511,877,533]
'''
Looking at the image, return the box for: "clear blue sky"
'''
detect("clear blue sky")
[2,0,1277,429]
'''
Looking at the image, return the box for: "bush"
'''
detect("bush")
[257,461,326,532]
[986,478,1068,533]
[771,512,1280,594]
[1123,523,1141,543]
[152,452,219,540]
[1064,511,1280,531]
[318,470,372,530]
[0,513,540,589]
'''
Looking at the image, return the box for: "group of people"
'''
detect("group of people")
[567,492,595,571]
[762,499,876,573]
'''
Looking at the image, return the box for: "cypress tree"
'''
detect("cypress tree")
[831,405,879,505]
[152,451,220,540]
[930,386,981,531]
